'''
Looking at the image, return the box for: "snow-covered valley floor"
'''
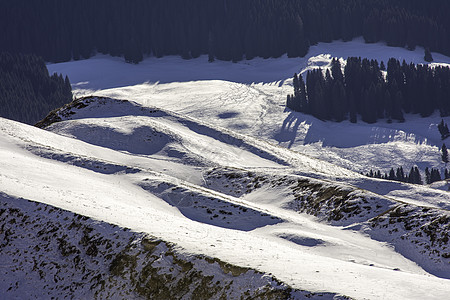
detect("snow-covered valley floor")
[1,38,449,299]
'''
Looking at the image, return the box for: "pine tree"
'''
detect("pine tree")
[396,166,405,182]
[293,73,300,99]
[388,168,396,180]
[331,58,344,82]
[438,119,450,139]
[425,167,431,184]
[286,94,292,110]
[438,119,445,136]
[298,74,308,112]
[442,143,449,163]
[424,48,433,62]
[414,167,422,184]
[430,168,441,183]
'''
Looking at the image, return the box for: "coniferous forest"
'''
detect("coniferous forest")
[365,166,450,185]
[0,53,72,125]
[1,0,450,63]
[287,58,450,123]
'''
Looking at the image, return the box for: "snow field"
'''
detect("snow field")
[2,37,449,299]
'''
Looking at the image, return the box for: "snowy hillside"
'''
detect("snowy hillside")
[1,38,450,299]
[48,38,450,176]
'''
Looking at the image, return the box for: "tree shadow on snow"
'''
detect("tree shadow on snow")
[302,122,429,148]
[274,111,307,149]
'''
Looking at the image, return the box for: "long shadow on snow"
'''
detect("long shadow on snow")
[274,112,305,148]
[141,181,282,231]
[275,110,429,149]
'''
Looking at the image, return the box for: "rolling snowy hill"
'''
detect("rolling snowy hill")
[1,38,450,299]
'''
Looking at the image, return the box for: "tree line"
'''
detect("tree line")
[365,166,422,184]
[1,0,450,63]
[0,53,72,125]
[365,166,450,185]
[287,57,450,122]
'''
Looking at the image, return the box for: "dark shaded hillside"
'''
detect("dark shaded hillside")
[0,53,72,125]
[1,0,449,63]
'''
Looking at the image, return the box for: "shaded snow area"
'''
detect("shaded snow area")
[0,38,449,299]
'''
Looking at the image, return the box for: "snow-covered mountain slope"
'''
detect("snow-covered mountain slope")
[1,38,450,299]
[1,94,449,299]
[48,37,450,178]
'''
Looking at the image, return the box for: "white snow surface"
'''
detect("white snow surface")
[1,38,449,299]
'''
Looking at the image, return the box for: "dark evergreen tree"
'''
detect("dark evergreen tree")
[424,47,433,62]
[430,168,441,183]
[293,74,300,100]
[286,94,292,110]
[425,167,431,184]
[396,166,405,182]
[412,167,422,184]
[442,143,449,163]
[331,58,344,83]
[298,74,308,112]
[438,119,450,139]
[388,168,396,180]
[331,80,346,122]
